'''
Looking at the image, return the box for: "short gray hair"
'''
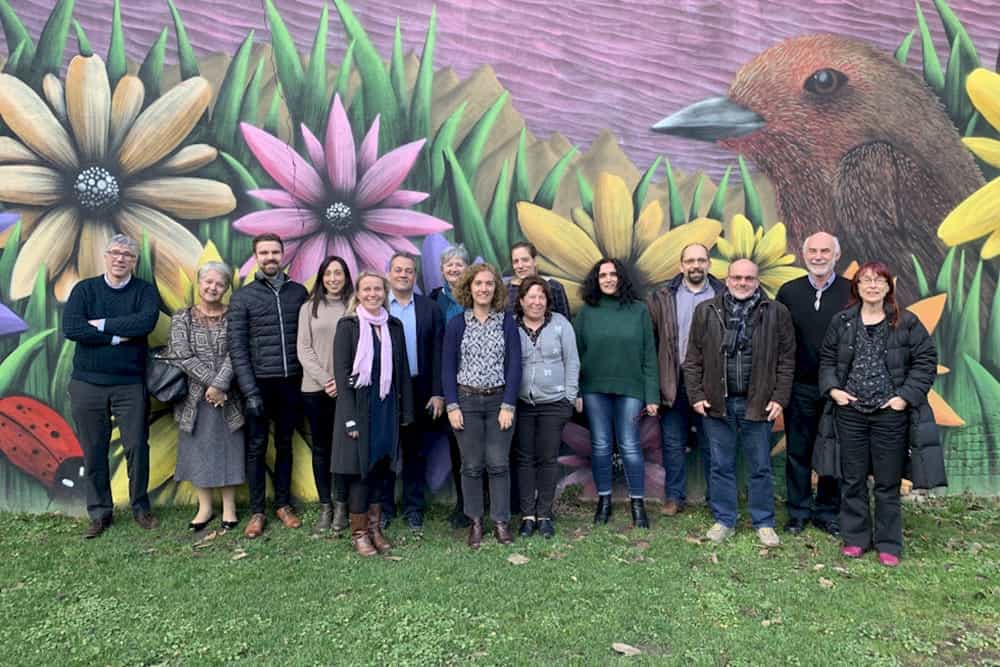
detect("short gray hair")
[105,233,139,256]
[197,261,233,287]
[439,243,469,266]
[802,232,841,258]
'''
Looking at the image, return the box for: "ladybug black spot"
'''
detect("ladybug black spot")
[50,430,60,439]
[32,448,39,455]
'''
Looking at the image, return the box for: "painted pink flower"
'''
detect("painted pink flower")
[556,417,664,501]
[233,94,452,280]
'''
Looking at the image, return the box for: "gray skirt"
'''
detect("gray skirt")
[175,401,246,488]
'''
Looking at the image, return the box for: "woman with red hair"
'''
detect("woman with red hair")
[817,262,938,567]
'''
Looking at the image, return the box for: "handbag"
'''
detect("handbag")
[146,309,192,403]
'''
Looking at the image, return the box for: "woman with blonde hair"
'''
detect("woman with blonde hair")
[332,271,413,556]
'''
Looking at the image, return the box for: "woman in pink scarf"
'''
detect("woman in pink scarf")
[332,272,414,557]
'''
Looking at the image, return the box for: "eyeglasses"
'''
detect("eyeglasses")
[729,276,758,283]
[858,277,888,286]
[106,250,137,260]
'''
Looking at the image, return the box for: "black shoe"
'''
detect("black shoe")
[538,518,555,539]
[813,518,841,537]
[220,518,240,530]
[519,518,537,537]
[189,514,216,532]
[83,516,112,539]
[594,495,612,524]
[405,513,424,530]
[449,508,470,529]
[630,498,649,528]
[784,517,808,535]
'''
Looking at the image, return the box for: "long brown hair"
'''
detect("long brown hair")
[309,255,354,318]
[849,261,900,327]
[454,263,507,311]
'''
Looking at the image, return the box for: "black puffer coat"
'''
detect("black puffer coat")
[813,304,946,489]
[228,275,308,398]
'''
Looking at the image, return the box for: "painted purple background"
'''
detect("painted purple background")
[3,0,999,176]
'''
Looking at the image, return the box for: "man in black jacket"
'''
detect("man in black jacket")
[63,234,160,538]
[228,233,308,538]
[776,232,852,537]
[380,252,445,529]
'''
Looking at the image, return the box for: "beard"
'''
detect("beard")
[685,270,706,285]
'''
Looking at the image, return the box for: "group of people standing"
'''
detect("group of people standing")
[63,227,942,566]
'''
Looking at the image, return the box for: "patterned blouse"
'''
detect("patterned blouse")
[845,320,895,413]
[457,310,506,389]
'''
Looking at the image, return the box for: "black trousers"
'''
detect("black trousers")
[378,411,436,520]
[301,391,347,505]
[69,380,150,521]
[835,405,909,556]
[335,458,393,514]
[515,399,572,519]
[785,383,840,522]
[246,376,302,514]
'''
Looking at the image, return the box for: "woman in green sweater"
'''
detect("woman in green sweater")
[575,258,659,527]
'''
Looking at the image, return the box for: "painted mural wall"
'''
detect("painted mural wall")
[0,0,997,514]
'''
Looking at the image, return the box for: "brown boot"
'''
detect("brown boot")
[244,513,266,539]
[367,504,392,554]
[468,517,484,550]
[493,521,514,545]
[313,504,333,534]
[331,501,349,536]
[350,513,377,557]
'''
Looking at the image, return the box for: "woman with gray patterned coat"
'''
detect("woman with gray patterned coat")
[170,262,245,532]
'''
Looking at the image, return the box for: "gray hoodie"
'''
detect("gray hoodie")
[517,312,580,405]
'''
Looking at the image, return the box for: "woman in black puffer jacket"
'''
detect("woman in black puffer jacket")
[817,262,938,568]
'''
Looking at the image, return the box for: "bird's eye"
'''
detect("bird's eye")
[804,68,848,95]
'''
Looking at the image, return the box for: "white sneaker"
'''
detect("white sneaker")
[706,522,734,543]
[757,527,781,547]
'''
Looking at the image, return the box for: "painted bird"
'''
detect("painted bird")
[652,34,985,304]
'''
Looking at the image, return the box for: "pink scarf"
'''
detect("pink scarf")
[352,306,393,399]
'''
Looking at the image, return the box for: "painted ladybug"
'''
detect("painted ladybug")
[0,396,86,498]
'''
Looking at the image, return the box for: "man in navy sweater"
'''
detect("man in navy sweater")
[776,232,852,537]
[63,234,161,539]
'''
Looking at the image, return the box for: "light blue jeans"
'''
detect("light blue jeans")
[583,393,645,498]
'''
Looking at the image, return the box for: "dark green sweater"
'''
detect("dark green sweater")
[574,296,659,404]
[62,275,160,385]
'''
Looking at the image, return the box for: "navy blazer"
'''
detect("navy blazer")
[409,293,445,405]
[442,310,522,408]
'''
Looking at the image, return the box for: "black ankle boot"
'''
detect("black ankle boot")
[631,498,649,528]
[594,495,612,524]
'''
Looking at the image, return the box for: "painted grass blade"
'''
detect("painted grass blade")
[486,159,511,270]
[738,155,764,229]
[933,0,980,70]
[944,33,972,128]
[334,40,355,102]
[457,92,509,181]
[0,220,21,303]
[28,0,73,88]
[139,28,168,102]
[664,158,686,228]
[301,5,330,137]
[106,0,127,88]
[73,19,92,57]
[410,7,436,143]
[264,85,284,137]
[984,273,1000,371]
[909,254,931,299]
[533,146,577,210]
[389,19,408,122]
[220,151,267,212]
[0,0,35,74]
[167,0,199,80]
[2,38,25,75]
[0,328,56,396]
[508,128,531,244]
[707,165,732,221]
[915,1,945,97]
[895,30,915,64]
[264,0,304,111]
[429,101,466,193]
[632,156,662,215]
[49,337,75,417]
[576,169,594,217]
[213,31,255,154]
[17,266,51,402]
[688,173,705,221]
[444,148,498,267]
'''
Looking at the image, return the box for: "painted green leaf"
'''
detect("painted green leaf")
[0,0,36,74]
[707,165,732,221]
[632,156,662,216]
[213,31,255,154]
[955,259,982,361]
[576,169,594,218]
[166,0,199,80]
[389,19,408,123]
[28,0,73,88]
[264,85,284,137]
[0,328,56,397]
[220,151,267,211]
[984,274,1000,372]
[933,0,980,70]
[17,266,50,402]
[2,38,25,75]
[49,338,75,417]
[264,0,303,111]
[136,231,155,285]
[429,101,467,193]
[508,128,531,245]
[457,92,509,182]
[348,87,366,145]
[895,30,915,64]
[943,33,972,128]
[486,159,511,270]
[334,40,355,103]
[533,146,577,210]
[138,28,168,102]
[444,148,498,267]
[237,59,266,164]
[0,220,21,303]
[909,254,931,299]
[934,246,956,300]
[73,19,92,57]
[333,0,401,152]
[963,110,981,137]
[688,173,705,222]
[410,7,436,144]
[738,155,764,229]
[915,1,945,97]
[106,0,126,88]
[301,5,330,138]
[954,249,967,314]
[664,158,686,228]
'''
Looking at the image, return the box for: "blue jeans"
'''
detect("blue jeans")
[659,381,712,504]
[583,393,645,498]
[701,397,775,529]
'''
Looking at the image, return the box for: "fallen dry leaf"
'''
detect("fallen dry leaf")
[684,536,703,545]
[634,540,651,550]
[709,553,719,565]
[761,618,783,627]
[383,555,404,562]
[612,643,642,657]
[230,549,248,561]
[819,577,835,589]
[831,566,850,575]
[813,564,826,571]
[507,553,530,565]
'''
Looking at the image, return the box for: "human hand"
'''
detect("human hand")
[765,401,783,421]
[324,378,337,397]
[881,396,908,411]
[829,389,857,406]
[427,397,445,420]
[244,395,264,417]
[498,407,514,431]
[205,386,226,407]
[645,404,659,417]
[692,400,710,416]
[448,409,464,431]
[347,430,359,439]
[574,398,583,413]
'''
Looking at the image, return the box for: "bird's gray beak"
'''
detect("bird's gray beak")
[651,96,765,142]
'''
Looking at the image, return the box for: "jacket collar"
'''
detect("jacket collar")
[667,272,724,295]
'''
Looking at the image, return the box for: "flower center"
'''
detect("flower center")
[323,201,354,232]
[74,166,120,213]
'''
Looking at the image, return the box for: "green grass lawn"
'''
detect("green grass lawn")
[1,494,998,666]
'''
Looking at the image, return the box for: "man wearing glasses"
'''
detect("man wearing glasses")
[63,234,161,539]
[646,243,723,516]
[684,259,795,547]
[776,232,852,537]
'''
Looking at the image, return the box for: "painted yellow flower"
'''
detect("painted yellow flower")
[710,214,805,297]
[0,53,236,301]
[939,67,1000,258]
[516,172,722,312]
